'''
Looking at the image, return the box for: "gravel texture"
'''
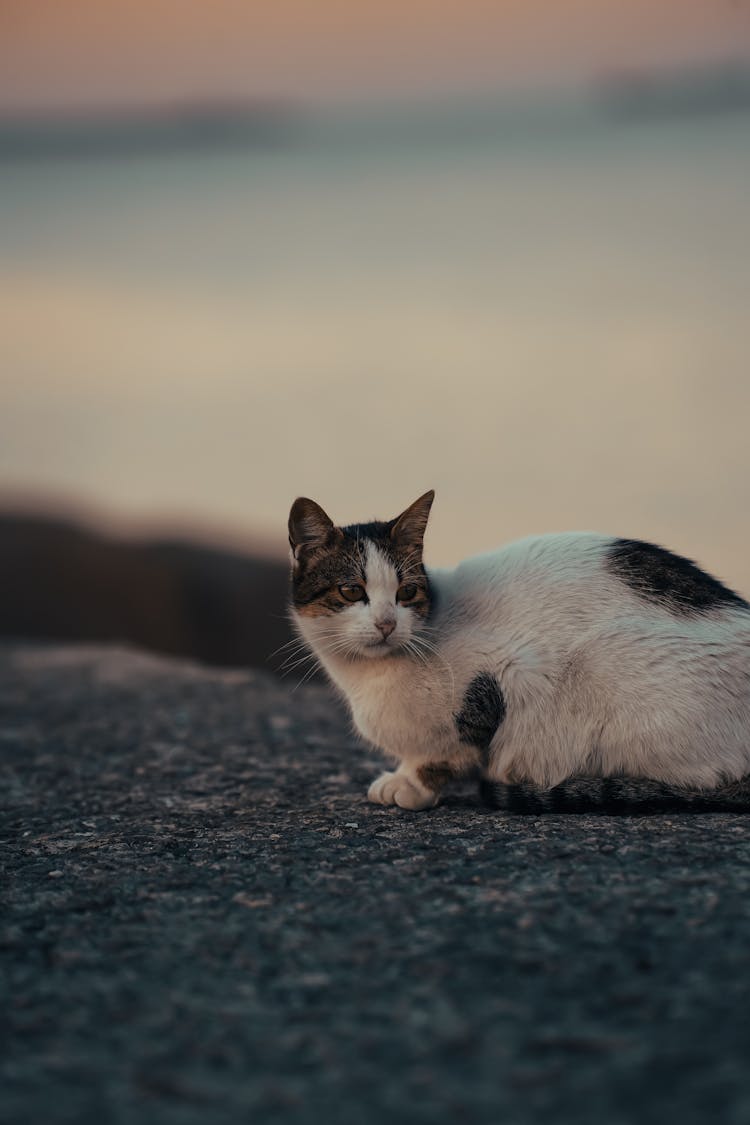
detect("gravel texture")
[2,643,750,1125]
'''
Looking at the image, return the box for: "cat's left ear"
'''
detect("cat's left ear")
[390,490,435,549]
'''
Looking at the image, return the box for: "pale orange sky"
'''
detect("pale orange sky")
[1,0,749,112]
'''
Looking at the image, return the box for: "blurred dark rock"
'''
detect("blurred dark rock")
[0,102,301,160]
[599,61,750,120]
[0,512,292,671]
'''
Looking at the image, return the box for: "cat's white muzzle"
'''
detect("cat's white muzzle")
[359,636,399,658]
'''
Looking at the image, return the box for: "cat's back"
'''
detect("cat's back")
[456,531,606,588]
[432,532,610,629]
[429,530,750,644]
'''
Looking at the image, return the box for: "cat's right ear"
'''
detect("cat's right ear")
[288,498,340,563]
[390,490,435,549]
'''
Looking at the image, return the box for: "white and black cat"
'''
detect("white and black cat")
[288,491,750,811]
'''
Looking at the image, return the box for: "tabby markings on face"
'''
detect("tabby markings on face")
[292,523,431,623]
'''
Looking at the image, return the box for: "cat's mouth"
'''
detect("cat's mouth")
[361,637,398,656]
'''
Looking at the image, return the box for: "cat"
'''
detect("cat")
[288,490,750,811]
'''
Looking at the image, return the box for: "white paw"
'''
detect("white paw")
[367,771,438,811]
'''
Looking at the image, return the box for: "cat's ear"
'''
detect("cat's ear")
[390,490,435,550]
[288,497,340,562]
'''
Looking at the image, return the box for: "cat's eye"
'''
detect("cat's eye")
[339,584,366,602]
[397,583,418,602]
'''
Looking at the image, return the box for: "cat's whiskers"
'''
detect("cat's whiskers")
[291,658,324,692]
[279,630,350,675]
[283,634,350,666]
[403,639,429,668]
[397,549,422,571]
[291,634,363,691]
[268,634,310,660]
[270,644,315,670]
[401,639,452,702]
[280,652,319,676]
[408,631,456,704]
[397,549,425,577]
[277,639,311,663]
[266,639,314,661]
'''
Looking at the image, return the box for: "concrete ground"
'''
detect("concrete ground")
[2,644,750,1125]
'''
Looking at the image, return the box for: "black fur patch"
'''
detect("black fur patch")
[454,672,506,764]
[607,538,749,616]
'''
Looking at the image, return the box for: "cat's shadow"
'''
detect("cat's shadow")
[476,777,750,816]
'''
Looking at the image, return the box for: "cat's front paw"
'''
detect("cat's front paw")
[367,770,438,811]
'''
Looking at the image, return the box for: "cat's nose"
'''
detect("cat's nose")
[376,619,395,639]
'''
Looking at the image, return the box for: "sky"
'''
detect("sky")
[1,0,750,112]
[1,0,750,587]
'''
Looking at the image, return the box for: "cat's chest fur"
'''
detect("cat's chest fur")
[330,657,460,761]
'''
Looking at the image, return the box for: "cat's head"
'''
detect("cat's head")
[288,491,435,661]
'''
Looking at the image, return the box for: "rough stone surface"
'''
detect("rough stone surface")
[2,643,750,1125]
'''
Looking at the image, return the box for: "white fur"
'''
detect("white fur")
[367,766,439,811]
[294,532,750,807]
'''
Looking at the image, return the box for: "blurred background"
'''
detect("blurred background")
[1,0,749,669]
